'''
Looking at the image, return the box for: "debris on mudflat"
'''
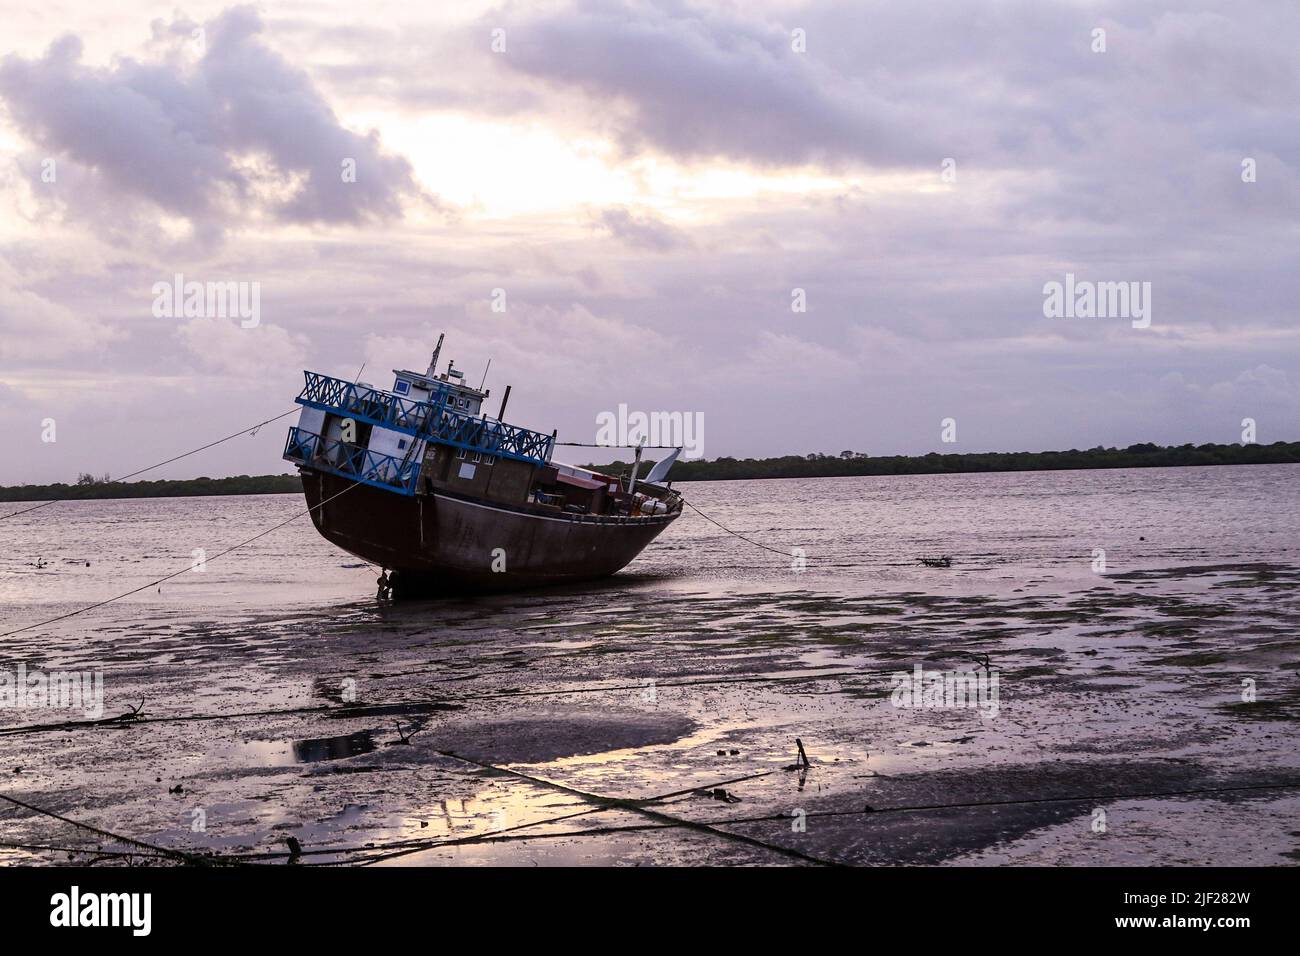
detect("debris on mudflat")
[918,556,952,568]
[110,699,146,723]
[783,737,813,771]
[695,788,741,804]
[388,720,418,746]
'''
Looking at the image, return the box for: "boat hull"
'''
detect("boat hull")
[300,469,678,593]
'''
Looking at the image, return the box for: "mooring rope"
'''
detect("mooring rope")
[0,791,213,866]
[0,671,863,743]
[0,408,300,521]
[0,839,170,860]
[0,478,363,639]
[341,757,837,867]
[553,442,679,448]
[317,774,1300,866]
[680,498,793,557]
[0,669,862,738]
[64,765,1300,868]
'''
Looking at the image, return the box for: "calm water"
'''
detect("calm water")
[2,463,1296,637]
[2,463,1298,867]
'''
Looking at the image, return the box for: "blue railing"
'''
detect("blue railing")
[422,410,555,461]
[294,371,554,464]
[283,426,421,495]
[296,371,445,433]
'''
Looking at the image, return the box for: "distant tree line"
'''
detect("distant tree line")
[589,441,1300,482]
[0,474,301,502]
[3,441,1296,502]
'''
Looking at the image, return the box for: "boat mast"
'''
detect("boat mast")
[627,443,644,497]
[426,333,445,377]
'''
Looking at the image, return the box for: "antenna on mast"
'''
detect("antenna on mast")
[427,333,445,377]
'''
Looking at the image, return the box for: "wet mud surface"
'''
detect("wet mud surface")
[3,556,1299,866]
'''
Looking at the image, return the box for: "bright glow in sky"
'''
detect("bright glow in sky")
[2,1,1298,483]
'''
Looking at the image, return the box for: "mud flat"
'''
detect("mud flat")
[3,555,1299,867]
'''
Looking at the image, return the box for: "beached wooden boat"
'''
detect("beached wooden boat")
[283,336,682,593]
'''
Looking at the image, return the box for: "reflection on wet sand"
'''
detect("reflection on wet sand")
[292,731,376,764]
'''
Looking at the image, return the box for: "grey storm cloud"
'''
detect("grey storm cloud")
[0,5,424,231]
[494,0,938,167]
[493,0,1300,195]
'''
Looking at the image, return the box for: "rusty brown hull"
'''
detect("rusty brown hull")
[301,469,678,593]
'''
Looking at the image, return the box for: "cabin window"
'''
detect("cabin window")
[397,439,407,450]
[394,380,410,395]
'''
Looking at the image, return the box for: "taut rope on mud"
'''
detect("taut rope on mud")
[0,478,365,639]
[0,669,861,739]
[14,766,1297,868]
[241,775,1300,866]
[0,791,216,867]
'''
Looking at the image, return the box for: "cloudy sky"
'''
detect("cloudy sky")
[1,0,1296,484]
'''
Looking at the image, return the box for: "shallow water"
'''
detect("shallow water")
[3,464,1297,617]
[1,464,1298,866]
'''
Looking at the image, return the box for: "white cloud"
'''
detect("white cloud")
[0,264,120,362]
[175,316,308,378]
